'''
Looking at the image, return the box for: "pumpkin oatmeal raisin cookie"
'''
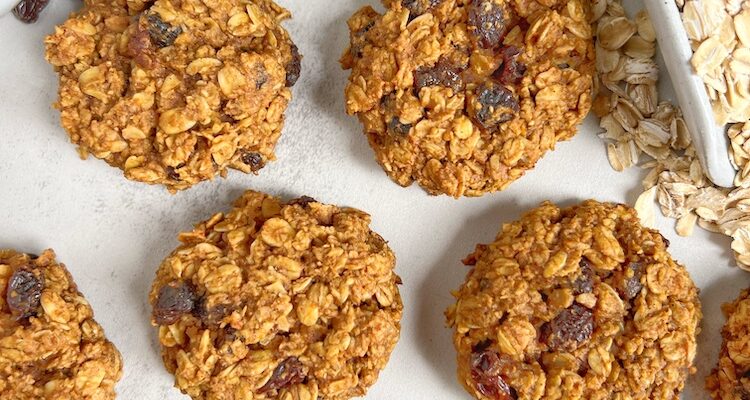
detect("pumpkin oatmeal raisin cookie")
[446,200,701,399]
[45,0,301,191]
[0,249,123,399]
[707,288,750,399]
[149,191,403,399]
[341,0,595,197]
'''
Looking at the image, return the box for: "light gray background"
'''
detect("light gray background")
[0,0,745,398]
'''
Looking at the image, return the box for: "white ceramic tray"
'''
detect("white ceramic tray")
[645,0,736,188]
[0,1,746,399]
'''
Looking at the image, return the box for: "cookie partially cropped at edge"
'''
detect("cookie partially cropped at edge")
[707,288,750,399]
[446,201,701,399]
[0,249,123,399]
[149,191,403,399]
[341,0,595,197]
[45,0,301,191]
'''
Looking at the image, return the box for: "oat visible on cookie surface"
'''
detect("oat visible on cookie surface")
[707,288,750,399]
[149,191,403,399]
[0,249,123,399]
[446,201,702,399]
[341,0,595,197]
[44,0,300,191]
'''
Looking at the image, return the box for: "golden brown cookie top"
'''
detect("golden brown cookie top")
[707,288,750,400]
[446,200,701,399]
[0,249,123,399]
[342,0,595,197]
[45,0,300,191]
[149,191,403,400]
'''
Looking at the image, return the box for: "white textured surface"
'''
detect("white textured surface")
[0,0,16,16]
[0,1,746,399]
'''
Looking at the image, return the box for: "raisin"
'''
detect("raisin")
[462,245,487,266]
[470,341,516,400]
[571,259,594,295]
[258,357,306,394]
[166,166,180,181]
[194,300,232,327]
[468,0,508,49]
[256,68,269,89]
[660,234,671,248]
[215,326,238,348]
[153,281,196,325]
[367,233,387,252]
[619,262,643,301]
[474,82,518,129]
[494,46,527,86]
[286,43,302,87]
[13,0,49,23]
[6,268,44,320]
[146,14,182,48]
[388,117,412,136]
[402,0,442,19]
[541,304,594,351]
[241,151,265,172]
[414,58,464,94]
[289,196,317,207]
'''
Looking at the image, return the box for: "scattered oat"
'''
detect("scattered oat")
[595,1,750,271]
[681,0,750,125]
[635,186,658,228]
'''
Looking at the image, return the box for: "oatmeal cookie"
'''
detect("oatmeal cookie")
[0,249,123,399]
[149,191,403,399]
[341,0,595,197]
[446,201,701,399]
[707,288,750,399]
[45,0,300,191]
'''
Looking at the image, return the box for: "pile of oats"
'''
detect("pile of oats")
[679,0,750,125]
[593,0,750,270]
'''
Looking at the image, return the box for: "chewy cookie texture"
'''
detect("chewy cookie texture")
[0,249,123,399]
[707,288,750,400]
[446,201,701,399]
[149,191,403,399]
[342,0,595,197]
[45,0,301,191]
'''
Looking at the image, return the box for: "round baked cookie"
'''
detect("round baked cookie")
[0,249,123,399]
[341,0,595,197]
[446,201,701,399]
[149,191,403,399]
[707,288,750,399]
[45,0,301,191]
